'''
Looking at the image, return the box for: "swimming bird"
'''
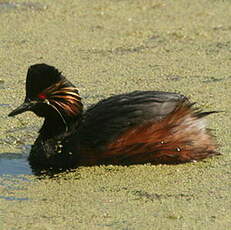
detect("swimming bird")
[8,63,219,173]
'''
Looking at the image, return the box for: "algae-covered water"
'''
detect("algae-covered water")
[0,0,231,229]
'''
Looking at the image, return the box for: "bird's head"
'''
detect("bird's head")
[8,63,83,122]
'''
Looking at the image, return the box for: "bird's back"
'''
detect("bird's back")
[71,90,218,166]
[75,91,187,150]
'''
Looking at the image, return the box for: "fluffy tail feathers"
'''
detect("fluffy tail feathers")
[104,102,220,164]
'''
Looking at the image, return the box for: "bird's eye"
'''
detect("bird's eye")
[38,93,47,100]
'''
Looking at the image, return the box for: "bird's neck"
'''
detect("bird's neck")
[39,113,81,141]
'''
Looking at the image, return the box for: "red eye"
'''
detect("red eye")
[38,93,47,100]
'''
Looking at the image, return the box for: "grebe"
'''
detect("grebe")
[8,64,219,173]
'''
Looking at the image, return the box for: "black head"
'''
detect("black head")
[25,63,62,99]
[8,63,83,120]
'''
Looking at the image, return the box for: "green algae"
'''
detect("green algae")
[0,0,231,229]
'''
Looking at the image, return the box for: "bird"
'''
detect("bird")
[8,63,219,174]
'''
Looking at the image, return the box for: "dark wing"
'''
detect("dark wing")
[76,91,187,150]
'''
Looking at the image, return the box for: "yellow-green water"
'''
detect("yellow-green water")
[0,0,230,229]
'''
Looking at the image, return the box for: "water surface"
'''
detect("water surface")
[0,153,32,175]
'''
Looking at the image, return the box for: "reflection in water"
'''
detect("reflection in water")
[0,153,32,175]
[0,152,70,176]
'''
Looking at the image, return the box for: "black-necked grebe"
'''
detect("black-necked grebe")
[8,64,219,173]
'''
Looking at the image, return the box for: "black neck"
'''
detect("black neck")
[39,112,81,140]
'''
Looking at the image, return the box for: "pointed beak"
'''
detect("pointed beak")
[8,101,37,117]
